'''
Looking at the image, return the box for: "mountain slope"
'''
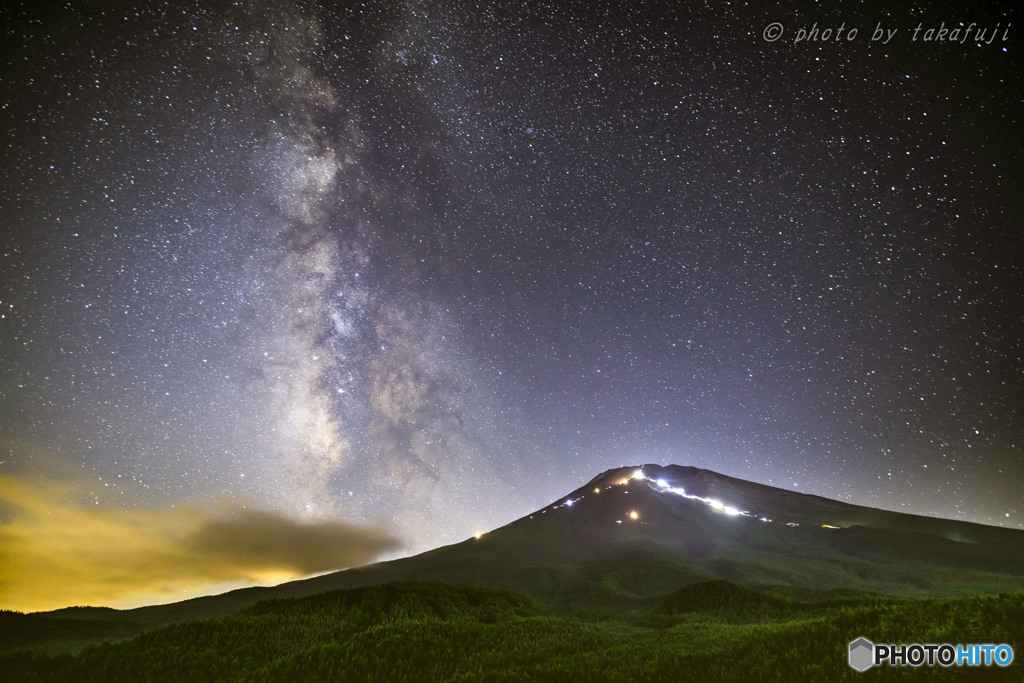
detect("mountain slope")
[8,464,1024,653]
[275,464,1024,601]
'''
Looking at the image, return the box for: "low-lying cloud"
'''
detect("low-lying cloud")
[0,475,400,612]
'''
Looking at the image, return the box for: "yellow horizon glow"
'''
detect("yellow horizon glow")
[0,474,399,613]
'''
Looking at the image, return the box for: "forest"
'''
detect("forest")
[2,580,1021,681]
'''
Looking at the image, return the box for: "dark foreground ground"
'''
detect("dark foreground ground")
[2,580,1022,681]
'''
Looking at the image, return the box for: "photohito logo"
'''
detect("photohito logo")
[849,637,1014,671]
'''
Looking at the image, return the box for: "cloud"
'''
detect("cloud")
[183,509,398,575]
[0,475,400,613]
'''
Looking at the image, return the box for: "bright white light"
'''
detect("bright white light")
[642,475,812,527]
[564,499,574,507]
[651,483,752,519]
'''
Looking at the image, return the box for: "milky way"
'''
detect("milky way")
[1,0,1022,608]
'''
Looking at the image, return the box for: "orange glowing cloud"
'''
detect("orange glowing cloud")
[0,475,400,613]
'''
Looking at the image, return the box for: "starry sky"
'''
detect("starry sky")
[1,0,1022,611]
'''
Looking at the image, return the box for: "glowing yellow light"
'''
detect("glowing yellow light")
[594,488,600,493]
[822,524,839,530]
[474,533,483,540]
[629,510,639,520]
[249,569,302,584]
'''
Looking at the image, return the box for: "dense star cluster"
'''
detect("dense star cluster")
[1,0,1021,608]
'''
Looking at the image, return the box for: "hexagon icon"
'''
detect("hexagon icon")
[848,637,874,672]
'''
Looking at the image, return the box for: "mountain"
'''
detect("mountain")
[277,464,1024,604]
[6,464,1024,654]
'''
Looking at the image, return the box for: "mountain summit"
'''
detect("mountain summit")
[271,464,1024,607]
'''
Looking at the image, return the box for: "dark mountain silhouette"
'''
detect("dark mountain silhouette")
[7,464,1024,654]
[277,464,1024,604]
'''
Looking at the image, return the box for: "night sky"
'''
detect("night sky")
[2,0,1022,611]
